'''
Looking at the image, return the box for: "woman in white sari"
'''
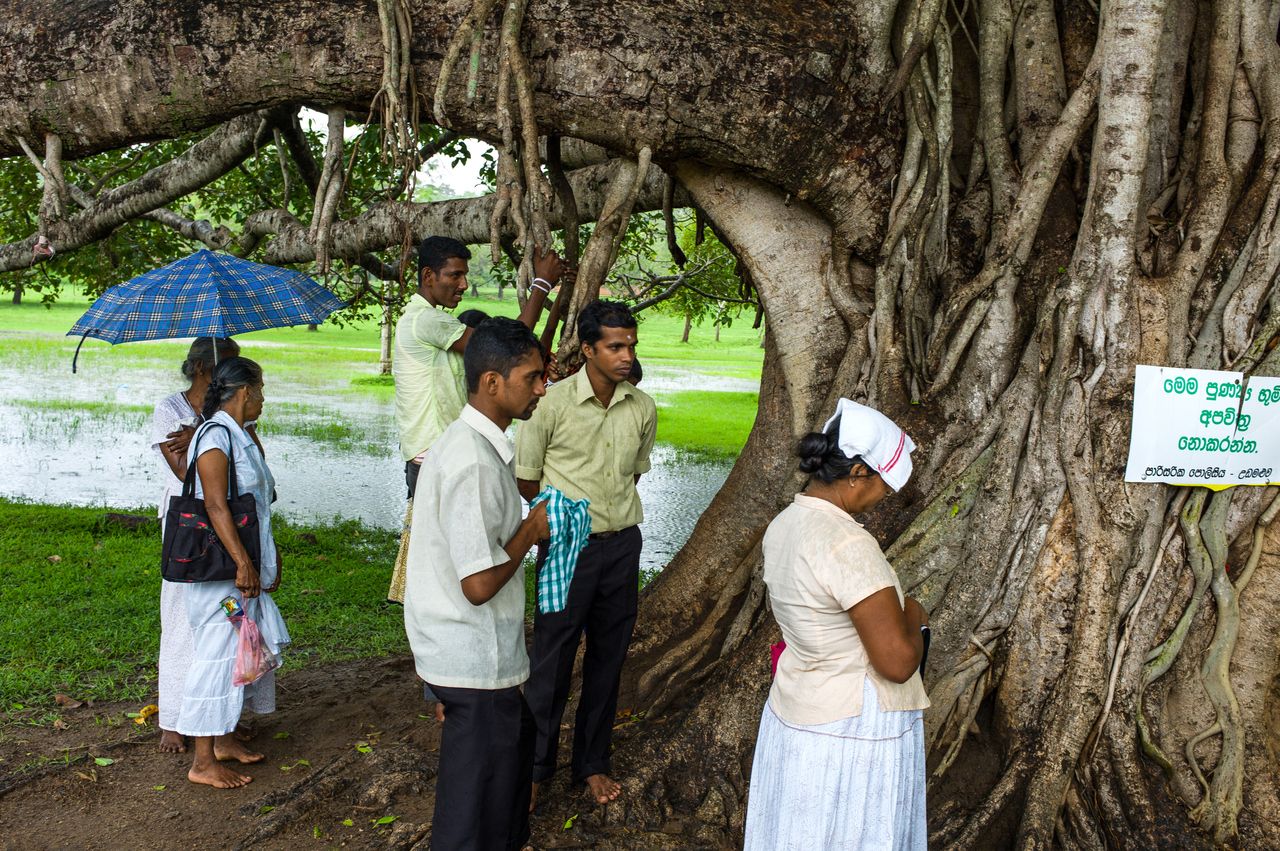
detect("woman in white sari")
[745,399,930,850]
[178,356,290,789]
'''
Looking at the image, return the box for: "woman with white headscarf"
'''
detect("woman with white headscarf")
[744,399,930,850]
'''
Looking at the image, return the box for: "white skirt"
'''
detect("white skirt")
[158,581,194,731]
[743,678,927,851]
[175,582,290,737]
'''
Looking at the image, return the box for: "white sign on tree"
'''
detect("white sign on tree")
[1124,365,1280,488]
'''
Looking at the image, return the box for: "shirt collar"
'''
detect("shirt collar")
[793,493,864,528]
[459,404,514,464]
[572,367,634,407]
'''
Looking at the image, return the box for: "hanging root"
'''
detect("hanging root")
[868,22,952,402]
[554,148,652,369]
[663,173,687,268]
[539,135,581,352]
[310,109,346,275]
[1135,490,1214,773]
[1182,488,1280,842]
[433,0,502,126]
[18,133,69,249]
[370,0,418,171]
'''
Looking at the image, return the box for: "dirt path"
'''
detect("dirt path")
[0,658,707,849]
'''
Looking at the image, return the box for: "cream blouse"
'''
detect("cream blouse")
[763,494,930,725]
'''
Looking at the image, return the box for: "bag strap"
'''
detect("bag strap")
[181,421,241,501]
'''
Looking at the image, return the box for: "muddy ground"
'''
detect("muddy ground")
[0,657,710,850]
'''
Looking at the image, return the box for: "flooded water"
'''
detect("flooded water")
[0,354,739,574]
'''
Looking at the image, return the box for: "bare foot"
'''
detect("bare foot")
[213,734,264,764]
[188,760,253,789]
[158,730,186,753]
[233,720,256,742]
[529,780,540,814]
[584,773,621,805]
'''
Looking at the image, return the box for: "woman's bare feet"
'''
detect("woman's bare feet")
[584,773,622,805]
[213,734,264,764]
[188,736,253,788]
[188,760,253,789]
[158,729,186,753]
[233,720,256,742]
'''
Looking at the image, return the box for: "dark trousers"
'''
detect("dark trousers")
[525,526,641,784]
[406,459,422,499]
[427,683,534,851]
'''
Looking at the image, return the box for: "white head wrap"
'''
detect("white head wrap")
[821,398,916,492]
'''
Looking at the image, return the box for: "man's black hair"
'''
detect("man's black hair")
[456,308,490,328]
[464,317,542,393]
[577,299,637,347]
[418,236,471,276]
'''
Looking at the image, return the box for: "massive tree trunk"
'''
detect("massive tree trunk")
[5,1,1280,847]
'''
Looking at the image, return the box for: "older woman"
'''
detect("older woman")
[744,399,930,850]
[177,356,289,789]
[151,337,239,753]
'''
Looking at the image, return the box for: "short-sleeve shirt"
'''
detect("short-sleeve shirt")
[513,368,656,533]
[763,494,930,725]
[188,411,278,586]
[151,391,200,519]
[404,405,529,690]
[392,294,468,461]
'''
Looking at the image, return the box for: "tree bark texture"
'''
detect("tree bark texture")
[4,1,1280,848]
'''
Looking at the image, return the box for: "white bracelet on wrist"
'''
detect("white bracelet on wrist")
[532,277,554,291]
[530,282,551,295]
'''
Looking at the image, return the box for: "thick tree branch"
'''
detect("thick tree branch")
[0,111,273,273]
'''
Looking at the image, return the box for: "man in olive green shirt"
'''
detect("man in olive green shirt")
[515,300,657,807]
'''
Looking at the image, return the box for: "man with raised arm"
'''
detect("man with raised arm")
[404,318,550,851]
[389,236,564,606]
[515,300,657,808]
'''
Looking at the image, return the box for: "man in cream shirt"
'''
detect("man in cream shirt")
[404,318,550,851]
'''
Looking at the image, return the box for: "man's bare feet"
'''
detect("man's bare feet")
[158,729,186,753]
[584,773,622,805]
[213,734,264,764]
[233,720,255,742]
[529,781,540,814]
[188,760,253,789]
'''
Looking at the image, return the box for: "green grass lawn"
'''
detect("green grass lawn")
[0,500,408,709]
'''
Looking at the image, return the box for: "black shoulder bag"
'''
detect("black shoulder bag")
[160,422,261,583]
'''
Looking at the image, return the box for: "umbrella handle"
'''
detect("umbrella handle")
[71,334,88,373]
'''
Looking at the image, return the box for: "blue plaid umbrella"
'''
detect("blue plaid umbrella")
[68,250,345,371]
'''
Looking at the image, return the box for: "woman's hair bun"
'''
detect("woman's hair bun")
[796,431,832,474]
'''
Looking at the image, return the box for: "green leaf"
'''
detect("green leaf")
[152,785,165,791]
[373,815,399,826]
[355,743,372,754]
[564,813,579,830]
[93,757,114,766]
[258,805,275,815]
[312,826,323,839]
[273,731,290,740]
[949,503,960,517]
[341,819,354,827]
[124,712,141,719]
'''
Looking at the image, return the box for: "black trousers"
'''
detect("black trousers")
[525,526,641,784]
[406,459,422,499]
[427,683,534,851]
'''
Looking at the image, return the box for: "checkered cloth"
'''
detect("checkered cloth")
[68,250,345,344]
[530,486,592,614]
